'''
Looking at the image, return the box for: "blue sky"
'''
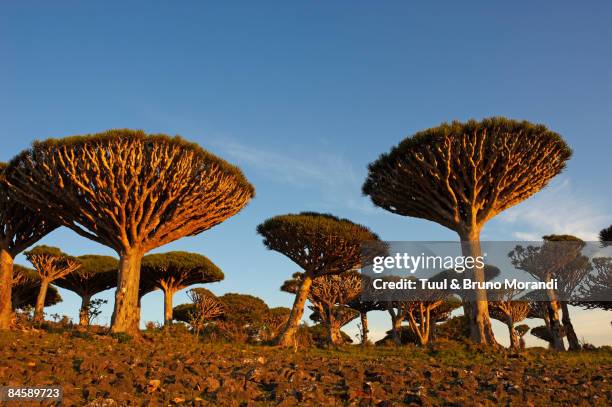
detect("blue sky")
[2,1,611,346]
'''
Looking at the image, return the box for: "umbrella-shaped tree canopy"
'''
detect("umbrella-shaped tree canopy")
[141,251,224,325]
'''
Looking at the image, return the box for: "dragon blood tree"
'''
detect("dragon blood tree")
[173,288,224,325]
[4,130,254,333]
[54,255,118,325]
[283,270,362,346]
[0,163,58,329]
[12,265,62,310]
[579,257,612,312]
[258,212,382,347]
[577,226,612,312]
[25,245,81,321]
[140,251,224,325]
[347,275,387,345]
[263,307,291,341]
[363,117,571,345]
[488,288,530,350]
[218,293,269,327]
[511,235,590,351]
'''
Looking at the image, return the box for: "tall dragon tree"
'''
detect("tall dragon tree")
[54,255,118,325]
[4,130,254,333]
[25,246,81,321]
[0,163,57,329]
[140,251,224,325]
[258,212,382,347]
[509,235,587,351]
[363,117,571,345]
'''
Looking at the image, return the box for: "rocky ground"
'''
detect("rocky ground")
[0,327,610,406]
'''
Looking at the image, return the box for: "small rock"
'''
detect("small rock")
[203,377,220,392]
[147,379,161,393]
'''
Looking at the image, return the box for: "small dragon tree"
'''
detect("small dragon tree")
[381,274,458,346]
[185,288,224,336]
[309,305,359,346]
[400,287,456,346]
[173,288,222,323]
[263,307,291,341]
[25,246,81,321]
[531,325,566,349]
[579,257,612,311]
[12,265,62,310]
[544,236,591,351]
[578,226,612,311]
[362,117,571,345]
[0,163,58,329]
[54,255,118,325]
[140,251,224,325]
[510,235,587,351]
[258,212,382,347]
[218,293,269,327]
[284,270,362,346]
[489,288,530,350]
[4,130,254,334]
[347,275,386,345]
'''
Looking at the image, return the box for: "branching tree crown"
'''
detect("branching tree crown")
[25,245,81,280]
[0,163,58,256]
[140,251,224,292]
[12,265,62,309]
[362,117,571,235]
[258,212,381,276]
[4,130,255,253]
[579,257,612,311]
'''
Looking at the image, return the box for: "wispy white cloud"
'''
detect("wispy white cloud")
[217,140,377,214]
[221,141,359,188]
[495,177,609,241]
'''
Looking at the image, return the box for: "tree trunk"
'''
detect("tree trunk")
[541,278,565,352]
[275,273,313,347]
[546,300,565,351]
[507,322,519,350]
[459,231,497,346]
[389,310,402,345]
[163,288,176,326]
[325,305,335,347]
[561,301,580,351]
[0,248,14,330]
[110,249,143,334]
[34,279,49,322]
[462,301,473,328]
[79,294,92,326]
[330,323,343,346]
[360,312,369,345]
